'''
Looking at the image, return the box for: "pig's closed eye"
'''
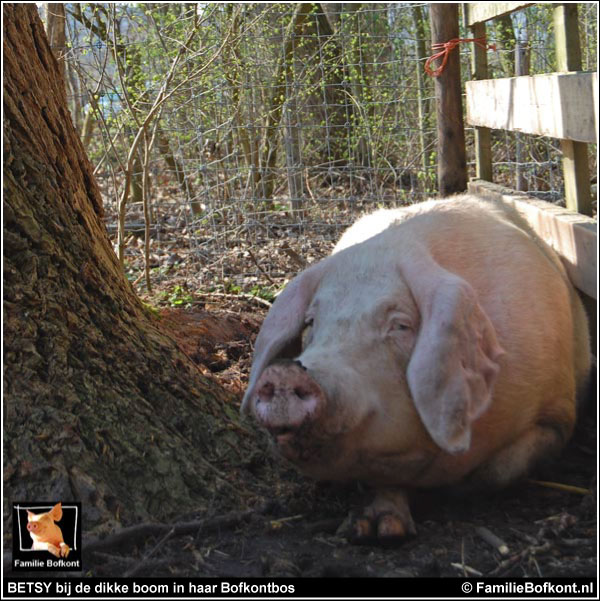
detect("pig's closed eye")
[386,315,413,335]
[386,317,414,351]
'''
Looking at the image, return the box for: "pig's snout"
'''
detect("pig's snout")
[254,361,325,443]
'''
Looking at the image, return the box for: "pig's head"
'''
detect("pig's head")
[241,230,504,485]
[27,503,62,536]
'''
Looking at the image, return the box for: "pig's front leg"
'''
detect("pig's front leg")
[341,488,416,541]
[33,541,61,557]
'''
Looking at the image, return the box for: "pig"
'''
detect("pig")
[241,195,591,540]
[27,503,70,557]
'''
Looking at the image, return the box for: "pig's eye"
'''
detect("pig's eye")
[386,317,414,351]
[387,315,412,335]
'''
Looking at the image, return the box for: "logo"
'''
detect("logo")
[12,502,82,571]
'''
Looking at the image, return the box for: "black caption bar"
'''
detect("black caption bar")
[3,577,597,599]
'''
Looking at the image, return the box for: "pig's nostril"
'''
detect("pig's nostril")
[258,382,275,402]
[294,386,311,400]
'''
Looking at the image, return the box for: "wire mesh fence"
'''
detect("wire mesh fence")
[47,3,597,294]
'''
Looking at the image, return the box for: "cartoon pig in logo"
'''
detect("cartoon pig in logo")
[27,503,70,557]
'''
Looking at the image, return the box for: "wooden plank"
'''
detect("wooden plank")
[466,72,597,143]
[468,179,597,299]
[473,127,493,181]
[470,21,493,181]
[562,139,593,215]
[514,39,530,191]
[554,4,582,72]
[465,3,532,27]
[430,3,467,196]
[594,71,599,140]
[554,3,592,216]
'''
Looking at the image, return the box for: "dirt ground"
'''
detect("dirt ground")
[81,302,597,580]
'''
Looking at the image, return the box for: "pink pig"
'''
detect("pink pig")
[242,196,591,539]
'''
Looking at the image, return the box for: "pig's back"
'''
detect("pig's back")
[414,199,583,469]
[344,197,586,478]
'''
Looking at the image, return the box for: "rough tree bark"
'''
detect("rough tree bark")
[3,4,249,537]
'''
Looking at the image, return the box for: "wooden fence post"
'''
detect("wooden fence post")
[515,37,530,191]
[429,3,467,196]
[468,14,493,183]
[554,4,592,216]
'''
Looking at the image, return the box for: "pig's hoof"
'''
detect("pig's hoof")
[336,512,372,541]
[364,510,416,542]
[377,512,415,538]
[338,489,416,543]
[351,516,375,539]
[338,510,416,543]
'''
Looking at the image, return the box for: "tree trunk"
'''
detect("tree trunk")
[44,3,66,85]
[493,15,516,77]
[157,130,201,216]
[222,5,260,197]
[131,150,144,205]
[3,4,248,535]
[66,58,83,133]
[411,4,432,193]
[80,104,97,149]
[284,93,305,216]
[260,3,312,202]
[311,4,353,165]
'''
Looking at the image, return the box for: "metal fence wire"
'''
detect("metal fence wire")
[50,3,597,292]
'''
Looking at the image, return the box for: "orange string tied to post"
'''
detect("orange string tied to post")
[424,37,496,77]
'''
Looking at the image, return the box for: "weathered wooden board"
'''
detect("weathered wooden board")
[466,72,597,143]
[465,3,533,27]
[470,21,492,181]
[468,179,597,299]
[553,4,593,216]
[430,4,467,195]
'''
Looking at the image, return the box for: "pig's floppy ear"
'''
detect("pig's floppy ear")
[241,259,329,414]
[401,247,505,454]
